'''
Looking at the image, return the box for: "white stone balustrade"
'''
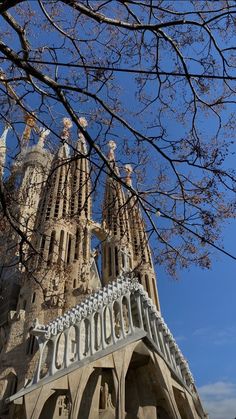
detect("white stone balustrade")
[30,275,195,391]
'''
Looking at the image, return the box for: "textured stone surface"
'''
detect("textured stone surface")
[0,124,207,418]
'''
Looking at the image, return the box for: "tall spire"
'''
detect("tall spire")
[0,125,10,177]
[101,141,133,284]
[29,116,99,315]
[71,117,91,219]
[37,117,73,227]
[124,164,160,310]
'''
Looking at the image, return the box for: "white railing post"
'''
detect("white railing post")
[89,316,94,356]
[50,336,58,375]
[26,277,195,395]
[126,293,134,333]
[64,329,70,368]
[135,293,144,329]
[101,308,107,350]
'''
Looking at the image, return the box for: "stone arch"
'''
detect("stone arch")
[0,371,19,419]
[0,371,17,400]
[76,368,116,419]
[39,390,71,419]
[125,343,173,419]
[99,369,116,418]
[173,387,195,419]
[77,369,100,419]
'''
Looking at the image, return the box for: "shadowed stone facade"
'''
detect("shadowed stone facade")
[0,118,207,418]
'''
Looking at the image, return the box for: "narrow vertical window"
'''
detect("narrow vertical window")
[74,228,80,260]
[58,230,64,263]
[65,232,69,263]
[40,234,46,257]
[115,247,119,276]
[67,235,72,264]
[47,230,56,265]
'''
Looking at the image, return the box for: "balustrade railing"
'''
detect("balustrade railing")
[30,276,194,391]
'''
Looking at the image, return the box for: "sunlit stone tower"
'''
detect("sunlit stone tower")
[0,118,207,419]
[102,140,134,284]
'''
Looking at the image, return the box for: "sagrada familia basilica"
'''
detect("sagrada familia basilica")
[0,115,207,418]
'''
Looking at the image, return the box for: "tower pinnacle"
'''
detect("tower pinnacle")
[123,164,160,310]
[21,113,36,147]
[108,140,117,161]
[102,141,133,284]
[124,164,133,187]
[61,117,73,143]
[0,125,10,177]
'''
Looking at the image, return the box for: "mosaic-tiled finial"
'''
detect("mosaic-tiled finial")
[22,113,36,145]
[61,117,73,141]
[108,140,117,161]
[124,164,133,186]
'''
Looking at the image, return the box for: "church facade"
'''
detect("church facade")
[0,116,207,418]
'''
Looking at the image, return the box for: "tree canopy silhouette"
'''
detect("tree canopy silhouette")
[0,0,236,276]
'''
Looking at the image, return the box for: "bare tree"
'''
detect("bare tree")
[0,0,236,277]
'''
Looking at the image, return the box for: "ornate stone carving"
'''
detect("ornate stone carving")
[30,276,195,390]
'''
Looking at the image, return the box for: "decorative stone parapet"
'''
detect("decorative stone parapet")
[29,275,195,391]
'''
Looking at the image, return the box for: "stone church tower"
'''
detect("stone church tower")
[0,117,207,418]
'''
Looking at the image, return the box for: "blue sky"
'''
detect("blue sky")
[158,219,236,418]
